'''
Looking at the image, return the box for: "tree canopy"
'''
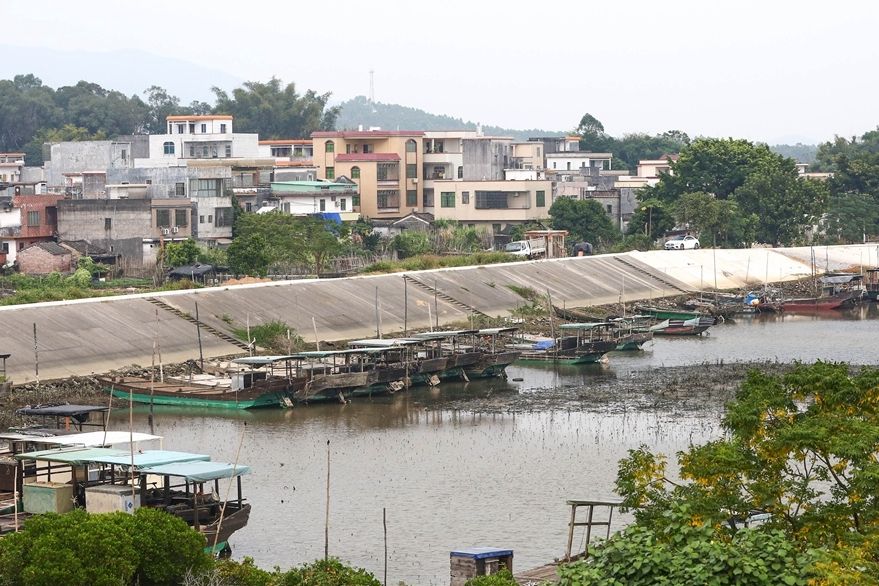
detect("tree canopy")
[567,362,879,584]
[549,197,619,249]
[575,113,690,171]
[641,138,827,245]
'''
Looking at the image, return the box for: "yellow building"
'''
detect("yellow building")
[429,179,553,232]
[311,130,424,218]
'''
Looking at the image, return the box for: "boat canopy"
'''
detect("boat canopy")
[0,431,160,447]
[142,461,250,482]
[230,355,299,366]
[407,330,478,340]
[558,322,613,330]
[16,447,210,468]
[347,338,421,348]
[292,348,385,359]
[820,274,863,284]
[15,404,108,418]
[476,327,518,335]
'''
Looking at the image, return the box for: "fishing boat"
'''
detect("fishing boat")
[782,274,865,312]
[11,447,251,553]
[866,268,879,302]
[466,328,521,378]
[292,348,383,402]
[648,316,714,336]
[405,330,482,381]
[509,323,616,365]
[608,317,654,351]
[99,355,298,410]
[634,305,707,321]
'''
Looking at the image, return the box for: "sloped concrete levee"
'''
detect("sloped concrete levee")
[1,244,876,382]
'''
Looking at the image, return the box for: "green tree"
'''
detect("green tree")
[212,77,339,138]
[299,216,344,276]
[164,238,200,267]
[626,198,674,241]
[143,85,185,134]
[548,197,619,248]
[393,230,431,258]
[671,191,755,247]
[228,232,271,276]
[821,192,879,244]
[610,362,879,583]
[0,508,208,586]
[0,75,60,153]
[733,168,827,245]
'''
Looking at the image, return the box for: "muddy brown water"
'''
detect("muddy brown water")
[111,306,879,585]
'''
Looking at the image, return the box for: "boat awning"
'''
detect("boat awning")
[348,338,421,348]
[406,330,478,340]
[559,322,612,330]
[0,431,160,447]
[16,404,108,418]
[820,274,863,284]
[230,355,298,366]
[292,348,384,358]
[17,447,210,468]
[142,461,250,482]
[476,327,518,335]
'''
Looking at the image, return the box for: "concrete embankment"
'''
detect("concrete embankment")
[0,244,875,383]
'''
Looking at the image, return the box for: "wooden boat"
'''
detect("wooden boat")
[650,317,713,335]
[649,317,713,336]
[100,355,300,409]
[467,328,521,378]
[406,330,481,381]
[512,323,618,365]
[634,305,706,321]
[866,268,879,302]
[781,291,859,312]
[608,317,654,351]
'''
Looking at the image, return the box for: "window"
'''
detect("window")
[351,166,360,179]
[189,178,223,197]
[606,204,613,214]
[566,161,571,170]
[175,182,185,196]
[552,161,557,169]
[406,190,417,206]
[536,190,546,207]
[208,214,213,224]
[104,218,112,230]
[220,123,227,133]
[353,195,360,207]
[225,145,232,158]
[319,199,326,211]
[189,145,196,158]
[1,243,7,254]
[362,144,371,154]
[423,189,434,207]
[156,209,171,228]
[214,208,233,227]
[405,139,417,153]
[325,167,335,180]
[475,191,510,209]
[457,166,463,179]
[121,149,127,161]
[200,123,207,133]
[202,145,209,158]
[406,164,417,178]
[27,211,39,227]
[377,163,398,181]
[377,190,400,209]
[245,202,252,212]
[325,140,335,153]
[440,192,455,208]
[175,209,188,227]
[189,123,195,134]
[340,198,347,211]
[163,141,175,155]
[177,124,185,134]
[199,215,205,224]
[462,191,470,205]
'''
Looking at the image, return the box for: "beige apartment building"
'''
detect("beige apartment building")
[311,130,424,218]
[428,179,553,231]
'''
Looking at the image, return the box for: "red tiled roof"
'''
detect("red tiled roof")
[312,130,425,138]
[259,139,313,145]
[335,153,401,162]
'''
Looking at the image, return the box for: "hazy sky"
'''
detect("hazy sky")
[5,0,877,143]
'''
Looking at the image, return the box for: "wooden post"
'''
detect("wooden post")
[434,280,439,330]
[195,301,204,370]
[325,440,331,560]
[383,507,388,586]
[312,317,320,352]
[375,287,380,338]
[32,323,39,385]
[403,277,408,337]
[565,503,576,561]
[585,504,595,557]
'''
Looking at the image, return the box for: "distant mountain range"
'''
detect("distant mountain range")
[335,96,566,140]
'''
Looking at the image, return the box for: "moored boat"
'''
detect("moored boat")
[467,327,521,378]
[634,305,707,321]
[648,316,714,336]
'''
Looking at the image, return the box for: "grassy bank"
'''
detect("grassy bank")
[361,251,517,273]
[0,273,201,306]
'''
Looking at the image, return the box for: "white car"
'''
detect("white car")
[664,235,700,250]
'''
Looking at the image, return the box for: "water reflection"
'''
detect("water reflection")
[109,306,878,585]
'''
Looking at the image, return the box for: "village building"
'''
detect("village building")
[15,241,73,274]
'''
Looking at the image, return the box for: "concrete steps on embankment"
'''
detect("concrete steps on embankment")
[1,244,875,382]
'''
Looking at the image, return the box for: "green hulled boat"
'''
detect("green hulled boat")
[634,305,705,321]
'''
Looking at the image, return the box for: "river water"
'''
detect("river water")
[112,305,879,585]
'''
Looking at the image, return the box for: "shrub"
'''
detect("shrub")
[233,320,304,354]
[465,569,517,585]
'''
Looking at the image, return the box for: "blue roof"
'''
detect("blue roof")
[17,447,210,468]
[142,461,250,482]
[450,547,513,559]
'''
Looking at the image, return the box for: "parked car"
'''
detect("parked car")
[664,235,700,250]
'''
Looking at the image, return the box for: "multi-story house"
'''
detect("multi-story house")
[268,180,359,220]
[427,179,553,233]
[0,193,64,268]
[57,198,192,268]
[546,151,613,174]
[311,130,424,219]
